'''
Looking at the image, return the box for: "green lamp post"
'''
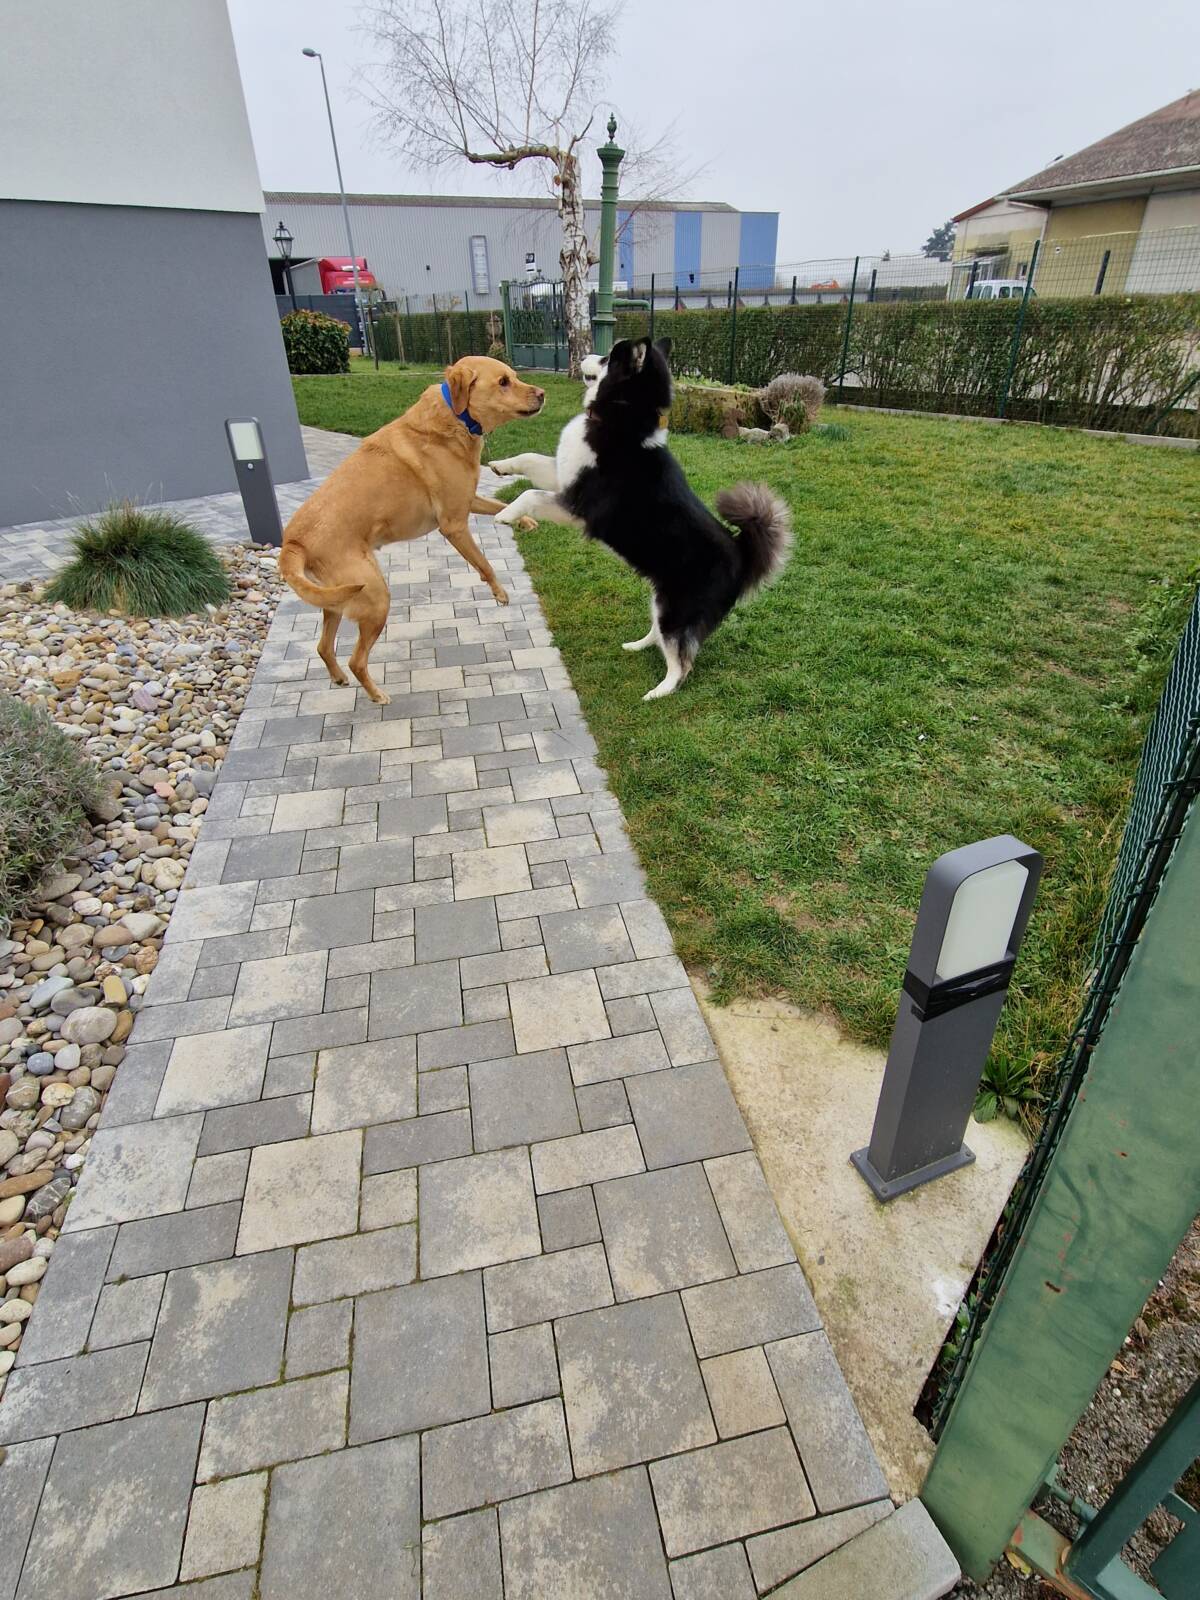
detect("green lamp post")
[593,114,625,357]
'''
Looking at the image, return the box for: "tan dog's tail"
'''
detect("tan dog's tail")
[279,545,364,609]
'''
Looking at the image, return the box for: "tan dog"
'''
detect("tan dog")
[279,356,545,703]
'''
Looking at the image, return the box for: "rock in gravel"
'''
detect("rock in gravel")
[25,1053,56,1077]
[29,975,73,1011]
[5,1080,40,1112]
[61,1007,117,1045]
[5,1256,48,1287]
[54,1042,81,1075]
[0,1196,27,1226]
[0,1018,22,1047]
[59,1087,100,1129]
[0,1236,35,1275]
[0,1129,21,1165]
[25,1171,73,1222]
[50,986,100,1016]
[0,1299,34,1324]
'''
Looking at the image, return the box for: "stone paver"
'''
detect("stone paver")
[3,436,946,1598]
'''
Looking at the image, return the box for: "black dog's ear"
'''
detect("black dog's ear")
[608,338,648,376]
[654,337,673,361]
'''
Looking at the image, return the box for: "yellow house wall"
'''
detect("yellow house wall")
[1038,197,1147,295]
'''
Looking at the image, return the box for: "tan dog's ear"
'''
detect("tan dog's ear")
[445,360,475,415]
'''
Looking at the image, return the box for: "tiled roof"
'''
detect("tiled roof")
[263,190,738,213]
[1005,90,1200,198]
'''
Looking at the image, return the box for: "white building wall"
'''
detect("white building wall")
[1126,196,1200,292]
[1,0,263,213]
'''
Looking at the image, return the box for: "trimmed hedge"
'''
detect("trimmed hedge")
[281,309,350,375]
[373,310,493,365]
[616,294,1200,435]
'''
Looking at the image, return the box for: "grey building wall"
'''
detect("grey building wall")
[2,201,309,527]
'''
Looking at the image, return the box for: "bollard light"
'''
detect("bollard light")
[851,834,1043,1202]
[225,418,284,548]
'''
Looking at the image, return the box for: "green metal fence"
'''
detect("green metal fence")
[369,293,500,365]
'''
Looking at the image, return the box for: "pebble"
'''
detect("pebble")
[0,1018,21,1047]
[0,1236,35,1274]
[5,1080,39,1112]
[0,1299,34,1324]
[61,1007,117,1045]
[29,975,73,1011]
[26,1052,56,1077]
[55,1042,81,1074]
[40,1083,76,1109]
[60,1087,100,1130]
[0,1129,19,1165]
[25,1172,72,1222]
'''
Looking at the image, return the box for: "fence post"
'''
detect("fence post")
[1093,249,1111,296]
[790,274,797,307]
[500,281,513,366]
[405,295,415,363]
[997,237,1040,420]
[836,255,860,403]
[727,267,740,385]
[867,267,877,304]
[649,272,655,345]
[966,260,979,301]
[431,294,443,364]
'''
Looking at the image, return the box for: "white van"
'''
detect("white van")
[968,279,1033,300]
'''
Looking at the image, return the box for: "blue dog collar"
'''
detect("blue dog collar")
[441,381,482,436]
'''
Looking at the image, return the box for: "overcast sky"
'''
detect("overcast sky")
[229,0,1199,263]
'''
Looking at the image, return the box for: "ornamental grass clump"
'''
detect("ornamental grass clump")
[759,372,826,433]
[43,502,230,617]
[0,694,103,930]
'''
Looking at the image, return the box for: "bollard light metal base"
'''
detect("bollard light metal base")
[850,1142,975,1203]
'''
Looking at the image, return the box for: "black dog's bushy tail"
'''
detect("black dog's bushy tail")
[717,482,793,596]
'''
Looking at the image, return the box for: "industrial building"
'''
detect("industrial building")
[261,191,779,307]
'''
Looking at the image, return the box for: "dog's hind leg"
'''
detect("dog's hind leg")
[346,573,392,705]
[317,609,350,686]
[642,632,695,700]
[623,598,659,653]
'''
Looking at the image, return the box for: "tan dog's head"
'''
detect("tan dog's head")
[444,357,544,434]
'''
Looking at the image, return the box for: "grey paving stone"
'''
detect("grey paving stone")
[556,1295,715,1475]
[604,993,657,1035]
[336,838,415,891]
[650,985,718,1065]
[270,787,344,833]
[164,881,257,944]
[196,927,289,968]
[596,954,688,999]
[595,1165,736,1300]
[626,1060,752,1168]
[468,1047,580,1150]
[221,830,303,884]
[286,887,375,954]
[286,1297,353,1378]
[0,1438,54,1600]
[270,1004,366,1059]
[766,1332,891,1512]
[189,962,239,1000]
[260,1437,420,1600]
[422,1508,502,1600]
[651,1426,816,1558]
[293,1223,416,1304]
[90,1040,169,1129]
[467,691,526,723]
[369,958,462,1038]
[419,1063,468,1112]
[362,1107,473,1173]
[227,950,328,1026]
[569,850,646,907]
[378,791,448,838]
[419,1147,540,1276]
[154,1022,271,1116]
[14,1225,114,1366]
[360,1167,417,1230]
[255,868,335,905]
[132,1574,254,1600]
[619,898,675,959]
[746,1501,893,1593]
[64,1113,202,1232]
[349,717,414,752]
[670,1545,757,1600]
[489,1321,560,1407]
[482,799,558,846]
[328,936,416,978]
[312,1036,417,1132]
[89,1274,165,1351]
[257,712,326,747]
[511,759,580,801]
[499,1465,672,1600]
[464,982,510,1023]
[199,1092,311,1155]
[128,994,232,1045]
[313,751,381,788]
[509,969,610,1053]
[575,1079,630,1130]
[683,1264,822,1358]
[453,843,532,899]
[413,756,477,795]
[702,1346,788,1438]
[106,1202,240,1281]
[531,1123,645,1194]
[566,1028,671,1084]
[704,1151,796,1273]
[422,1397,572,1518]
[766,1500,958,1600]
[417,1018,515,1070]
[238,1130,361,1253]
[14,1406,203,1600]
[484,1242,613,1332]
[198,1370,348,1478]
[540,904,635,973]
[350,1273,490,1442]
[181,1472,267,1581]
[537,1186,602,1252]
[139,1249,292,1410]
[415,896,500,962]
[0,1343,148,1446]
[457,944,545,989]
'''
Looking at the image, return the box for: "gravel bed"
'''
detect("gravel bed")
[0,545,283,1387]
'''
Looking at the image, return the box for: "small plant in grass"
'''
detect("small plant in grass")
[43,502,230,617]
[281,308,350,375]
[759,372,826,434]
[0,695,103,931]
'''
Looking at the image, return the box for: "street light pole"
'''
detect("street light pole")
[593,115,625,358]
[302,47,368,359]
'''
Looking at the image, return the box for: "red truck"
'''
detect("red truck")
[299,256,380,295]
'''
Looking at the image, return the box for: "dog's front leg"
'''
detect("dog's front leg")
[441,519,510,606]
[470,494,508,515]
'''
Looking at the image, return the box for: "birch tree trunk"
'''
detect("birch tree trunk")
[557,150,592,377]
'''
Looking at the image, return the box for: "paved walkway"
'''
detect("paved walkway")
[1,432,957,1599]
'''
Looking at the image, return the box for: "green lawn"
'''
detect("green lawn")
[294,363,1200,1111]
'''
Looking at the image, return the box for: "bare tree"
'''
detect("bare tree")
[361,0,680,375]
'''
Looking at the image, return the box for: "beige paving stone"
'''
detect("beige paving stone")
[237,1131,361,1254]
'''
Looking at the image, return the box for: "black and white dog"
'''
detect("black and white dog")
[538,337,792,699]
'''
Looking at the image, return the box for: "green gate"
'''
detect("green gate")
[502,279,569,371]
[922,579,1200,1592]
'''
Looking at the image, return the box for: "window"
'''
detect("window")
[470,235,490,296]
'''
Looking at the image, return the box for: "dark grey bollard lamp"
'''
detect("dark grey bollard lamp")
[225,418,284,548]
[851,834,1043,1202]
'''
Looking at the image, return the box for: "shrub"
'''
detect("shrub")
[281,309,350,375]
[670,382,766,436]
[759,372,826,432]
[44,502,230,617]
[0,696,103,931]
